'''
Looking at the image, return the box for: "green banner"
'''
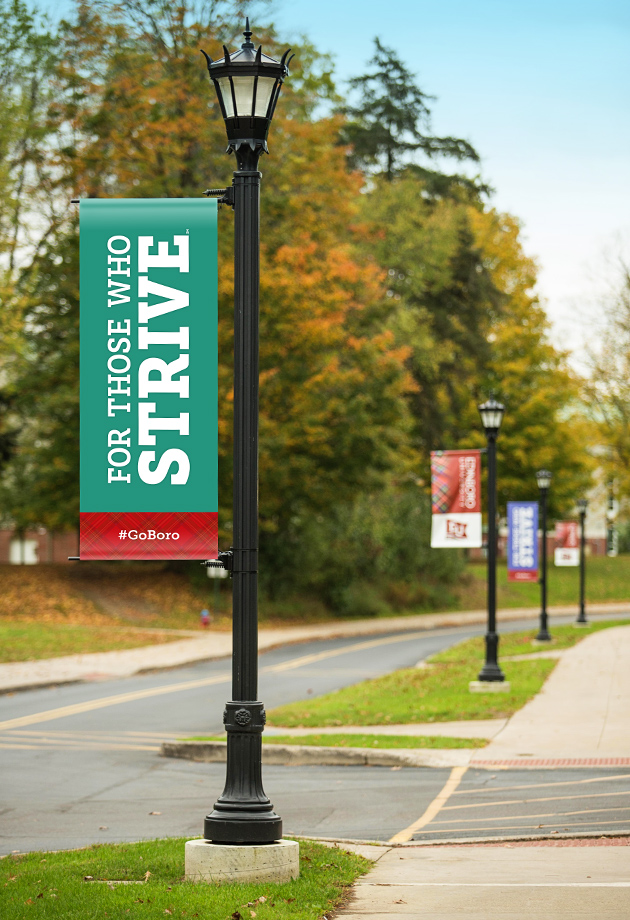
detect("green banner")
[79,198,218,559]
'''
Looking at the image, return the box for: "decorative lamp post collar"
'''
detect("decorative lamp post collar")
[202,18,293,167]
[478,398,505,438]
[536,469,552,491]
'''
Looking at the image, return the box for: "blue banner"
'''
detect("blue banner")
[507,501,538,582]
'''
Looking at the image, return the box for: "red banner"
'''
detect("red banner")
[79,511,217,560]
[431,450,481,515]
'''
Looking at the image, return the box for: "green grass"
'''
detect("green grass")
[439,619,630,662]
[268,620,629,728]
[458,555,630,612]
[0,622,183,663]
[0,837,370,920]
[181,733,487,749]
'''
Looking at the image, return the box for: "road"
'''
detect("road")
[1,618,629,854]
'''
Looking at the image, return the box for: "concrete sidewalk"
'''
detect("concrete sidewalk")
[335,841,630,919]
[471,624,630,767]
[0,601,627,693]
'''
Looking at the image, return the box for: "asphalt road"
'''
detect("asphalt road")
[1,617,629,854]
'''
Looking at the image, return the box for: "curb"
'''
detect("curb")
[160,740,472,768]
[294,830,630,848]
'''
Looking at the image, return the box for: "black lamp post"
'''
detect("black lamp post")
[477,399,506,682]
[536,469,552,641]
[201,21,292,845]
[576,498,588,624]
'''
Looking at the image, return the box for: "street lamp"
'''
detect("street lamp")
[477,399,506,681]
[201,21,292,845]
[576,498,588,624]
[536,469,552,641]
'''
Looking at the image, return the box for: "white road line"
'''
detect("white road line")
[452,774,630,794]
[442,789,630,811]
[431,805,630,825]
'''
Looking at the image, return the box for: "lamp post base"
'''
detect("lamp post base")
[535,628,552,642]
[477,662,506,682]
[186,838,298,884]
[204,811,282,845]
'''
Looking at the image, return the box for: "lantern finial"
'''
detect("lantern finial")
[243,17,253,47]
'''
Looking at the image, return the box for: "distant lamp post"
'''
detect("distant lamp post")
[536,469,553,641]
[477,399,506,681]
[201,20,292,846]
[576,498,588,624]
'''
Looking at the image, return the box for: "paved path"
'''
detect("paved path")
[336,841,630,919]
[1,601,627,693]
[471,625,630,767]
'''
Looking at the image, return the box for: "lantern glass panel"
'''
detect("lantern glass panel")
[537,471,552,489]
[254,76,276,117]
[232,76,257,116]
[217,77,235,117]
[480,406,504,430]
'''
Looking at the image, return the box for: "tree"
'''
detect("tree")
[341,38,481,186]
[1,1,415,585]
[587,257,630,498]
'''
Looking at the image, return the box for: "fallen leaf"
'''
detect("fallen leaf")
[164,911,172,916]
[144,871,151,880]
[395,899,406,904]
[36,893,44,899]
[232,912,242,920]
[99,826,108,830]
[149,811,162,816]
[84,876,94,881]
[250,913,256,918]
[25,899,32,905]
[256,897,266,904]
[135,899,144,904]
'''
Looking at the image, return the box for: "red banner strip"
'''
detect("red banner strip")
[80,512,218,560]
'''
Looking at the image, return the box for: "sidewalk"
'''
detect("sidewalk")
[471,624,630,767]
[334,840,630,919]
[1,602,627,694]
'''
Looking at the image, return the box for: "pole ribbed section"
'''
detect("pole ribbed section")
[205,164,281,845]
[479,434,504,681]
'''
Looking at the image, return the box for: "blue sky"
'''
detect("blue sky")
[270,0,630,357]
[44,0,629,357]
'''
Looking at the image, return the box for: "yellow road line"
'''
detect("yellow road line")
[452,774,630,794]
[431,804,630,825]
[442,789,630,811]
[0,626,435,732]
[0,672,231,732]
[388,766,468,844]
[264,630,434,673]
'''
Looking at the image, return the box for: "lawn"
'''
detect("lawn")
[0,837,370,920]
[267,621,628,728]
[458,555,630,611]
[0,621,183,663]
[182,733,487,749]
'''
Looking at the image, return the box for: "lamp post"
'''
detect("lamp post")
[536,469,552,641]
[576,498,588,624]
[477,399,506,682]
[201,21,292,845]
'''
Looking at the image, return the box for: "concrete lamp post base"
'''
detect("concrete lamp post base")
[469,680,511,693]
[185,839,299,885]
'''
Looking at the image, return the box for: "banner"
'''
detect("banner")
[430,450,482,548]
[507,501,538,582]
[554,521,579,566]
[79,199,218,560]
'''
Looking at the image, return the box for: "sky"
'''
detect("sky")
[44,0,630,362]
[269,0,630,361]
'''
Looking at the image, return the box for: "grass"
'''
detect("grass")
[457,555,630,612]
[0,837,370,920]
[0,621,183,663]
[267,620,629,729]
[439,619,630,663]
[181,733,487,749]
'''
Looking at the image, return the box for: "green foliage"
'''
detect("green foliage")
[270,482,465,613]
[341,38,480,182]
[0,837,370,920]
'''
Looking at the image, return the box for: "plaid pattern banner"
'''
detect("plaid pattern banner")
[80,512,217,560]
